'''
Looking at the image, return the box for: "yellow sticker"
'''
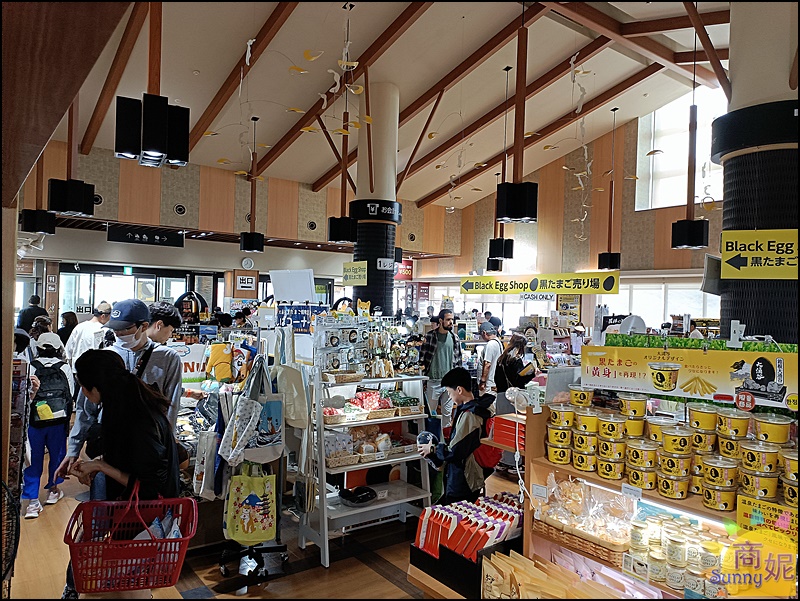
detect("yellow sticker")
[786,393,798,412]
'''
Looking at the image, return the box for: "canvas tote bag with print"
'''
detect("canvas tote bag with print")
[224,462,277,545]
[241,354,285,464]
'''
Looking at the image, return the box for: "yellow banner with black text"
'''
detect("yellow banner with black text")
[460,271,618,295]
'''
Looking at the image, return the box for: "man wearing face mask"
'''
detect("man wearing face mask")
[56,299,183,487]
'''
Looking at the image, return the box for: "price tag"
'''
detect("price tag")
[375,451,386,460]
[621,483,642,500]
[735,391,756,411]
[530,484,548,501]
[405,445,415,454]
[377,489,389,500]
[622,553,649,582]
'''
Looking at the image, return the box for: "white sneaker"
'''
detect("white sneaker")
[24,500,43,519]
[46,489,65,504]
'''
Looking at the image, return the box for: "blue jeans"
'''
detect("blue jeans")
[22,424,67,500]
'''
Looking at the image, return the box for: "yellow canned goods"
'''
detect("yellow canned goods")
[702,483,737,511]
[703,456,739,487]
[781,474,798,508]
[692,451,715,476]
[657,471,691,499]
[647,416,678,442]
[690,474,704,494]
[624,417,646,437]
[658,449,694,477]
[717,432,749,459]
[627,464,657,489]
[548,403,575,427]
[752,413,794,444]
[691,428,717,453]
[716,407,751,437]
[573,407,600,432]
[779,448,798,480]
[662,426,694,455]
[572,428,598,453]
[740,440,781,473]
[568,384,594,407]
[739,467,780,499]
[597,457,625,480]
[648,362,681,392]
[598,437,626,460]
[572,449,597,472]
[547,424,572,446]
[598,413,628,440]
[687,402,718,430]
[627,439,659,468]
[618,392,649,417]
[545,442,572,465]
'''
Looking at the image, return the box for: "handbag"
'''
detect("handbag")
[270,327,309,429]
[223,462,276,546]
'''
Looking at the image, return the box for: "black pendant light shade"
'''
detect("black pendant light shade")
[671,219,709,249]
[240,231,264,253]
[140,93,169,168]
[20,209,56,235]
[165,104,190,166]
[114,95,190,168]
[328,216,357,243]
[496,182,538,223]
[486,258,503,272]
[488,237,514,259]
[597,251,621,271]
[394,246,403,263]
[48,178,95,216]
[503,238,514,259]
[115,96,142,160]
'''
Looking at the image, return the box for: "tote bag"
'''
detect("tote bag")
[241,355,285,464]
[224,462,276,545]
[270,327,309,429]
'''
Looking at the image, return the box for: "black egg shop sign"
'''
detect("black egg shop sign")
[460,271,619,295]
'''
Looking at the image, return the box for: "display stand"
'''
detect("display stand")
[298,371,431,567]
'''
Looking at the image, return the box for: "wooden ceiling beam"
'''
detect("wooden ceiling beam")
[675,48,728,64]
[310,3,550,193]
[683,2,732,102]
[540,2,719,89]
[402,36,612,186]
[621,9,729,38]
[188,2,298,152]
[256,2,432,177]
[79,2,149,156]
[416,63,665,209]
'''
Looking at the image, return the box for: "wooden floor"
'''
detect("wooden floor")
[10,456,517,599]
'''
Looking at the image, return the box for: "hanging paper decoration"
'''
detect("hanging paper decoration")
[246,38,257,66]
[286,107,306,114]
[359,115,372,125]
[204,130,219,137]
[645,149,663,156]
[303,49,324,62]
[332,128,350,136]
[288,65,309,75]
[338,60,358,71]
[345,84,364,95]
[217,158,233,165]
[327,69,341,94]
[427,132,438,139]
[543,145,559,151]
[300,126,320,133]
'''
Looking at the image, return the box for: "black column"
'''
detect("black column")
[353,221,396,315]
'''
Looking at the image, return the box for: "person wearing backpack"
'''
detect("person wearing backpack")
[23,333,74,519]
[417,367,495,504]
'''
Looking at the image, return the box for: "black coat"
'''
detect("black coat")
[494,357,536,393]
[17,305,49,333]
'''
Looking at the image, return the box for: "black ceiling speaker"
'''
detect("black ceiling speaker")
[240,231,264,253]
[165,104,190,166]
[486,258,503,272]
[20,209,56,235]
[140,93,169,167]
[597,251,621,271]
[671,219,709,249]
[114,96,142,160]
[394,246,403,263]
[48,178,95,216]
[496,182,538,223]
[328,216,357,243]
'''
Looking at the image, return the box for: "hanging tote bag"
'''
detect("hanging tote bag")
[241,354,285,465]
[224,462,277,546]
[271,327,309,429]
[217,396,261,468]
[193,430,219,501]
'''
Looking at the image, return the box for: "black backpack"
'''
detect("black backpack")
[30,360,71,427]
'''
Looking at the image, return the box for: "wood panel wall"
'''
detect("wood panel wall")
[535,157,565,273]
[653,205,694,269]
[23,141,68,209]
[198,166,235,233]
[454,204,476,274]
[422,205,445,254]
[589,130,624,263]
[118,159,162,225]
[325,187,355,218]
[267,177,299,239]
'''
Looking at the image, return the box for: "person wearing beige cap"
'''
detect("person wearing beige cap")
[64,301,112,367]
[23,332,74,518]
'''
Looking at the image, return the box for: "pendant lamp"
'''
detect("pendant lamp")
[486,258,503,272]
[671,15,709,250]
[598,107,621,270]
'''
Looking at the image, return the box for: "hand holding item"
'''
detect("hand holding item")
[417,442,434,457]
[28,374,40,397]
[69,459,101,486]
[55,455,79,480]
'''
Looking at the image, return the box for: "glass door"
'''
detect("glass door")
[159,276,188,304]
[135,275,157,303]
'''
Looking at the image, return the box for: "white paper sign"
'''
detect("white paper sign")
[621,483,643,500]
[237,275,256,291]
[530,484,548,501]
[520,293,556,302]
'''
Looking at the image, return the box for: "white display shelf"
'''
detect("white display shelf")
[322,374,429,387]
[325,450,423,475]
[316,413,425,430]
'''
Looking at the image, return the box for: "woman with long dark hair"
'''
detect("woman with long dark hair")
[57,311,79,345]
[69,349,180,501]
[494,334,539,393]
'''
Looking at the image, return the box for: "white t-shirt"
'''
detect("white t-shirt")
[482,337,504,394]
[65,319,105,366]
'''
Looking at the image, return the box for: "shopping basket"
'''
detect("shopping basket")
[64,481,198,593]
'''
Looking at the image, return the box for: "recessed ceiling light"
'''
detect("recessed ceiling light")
[192,70,200,76]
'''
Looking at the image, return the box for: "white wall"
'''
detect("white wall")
[26,227,351,280]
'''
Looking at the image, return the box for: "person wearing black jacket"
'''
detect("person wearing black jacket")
[494,334,539,393]
[17,294,49,333]
[418,367,495,504]
[69,349,179,501]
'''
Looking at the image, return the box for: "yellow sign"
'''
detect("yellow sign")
[721,229,798,280]
[343,261,367,286]
[581,346,797,405]
[737,494,798,540]
[460,271,618,295]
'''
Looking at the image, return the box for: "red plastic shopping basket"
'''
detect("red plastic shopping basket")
[64,481,198,593]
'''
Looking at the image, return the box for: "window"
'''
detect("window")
[159,277,186,304]
[637,86,727,211]
[59,273,93,316]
